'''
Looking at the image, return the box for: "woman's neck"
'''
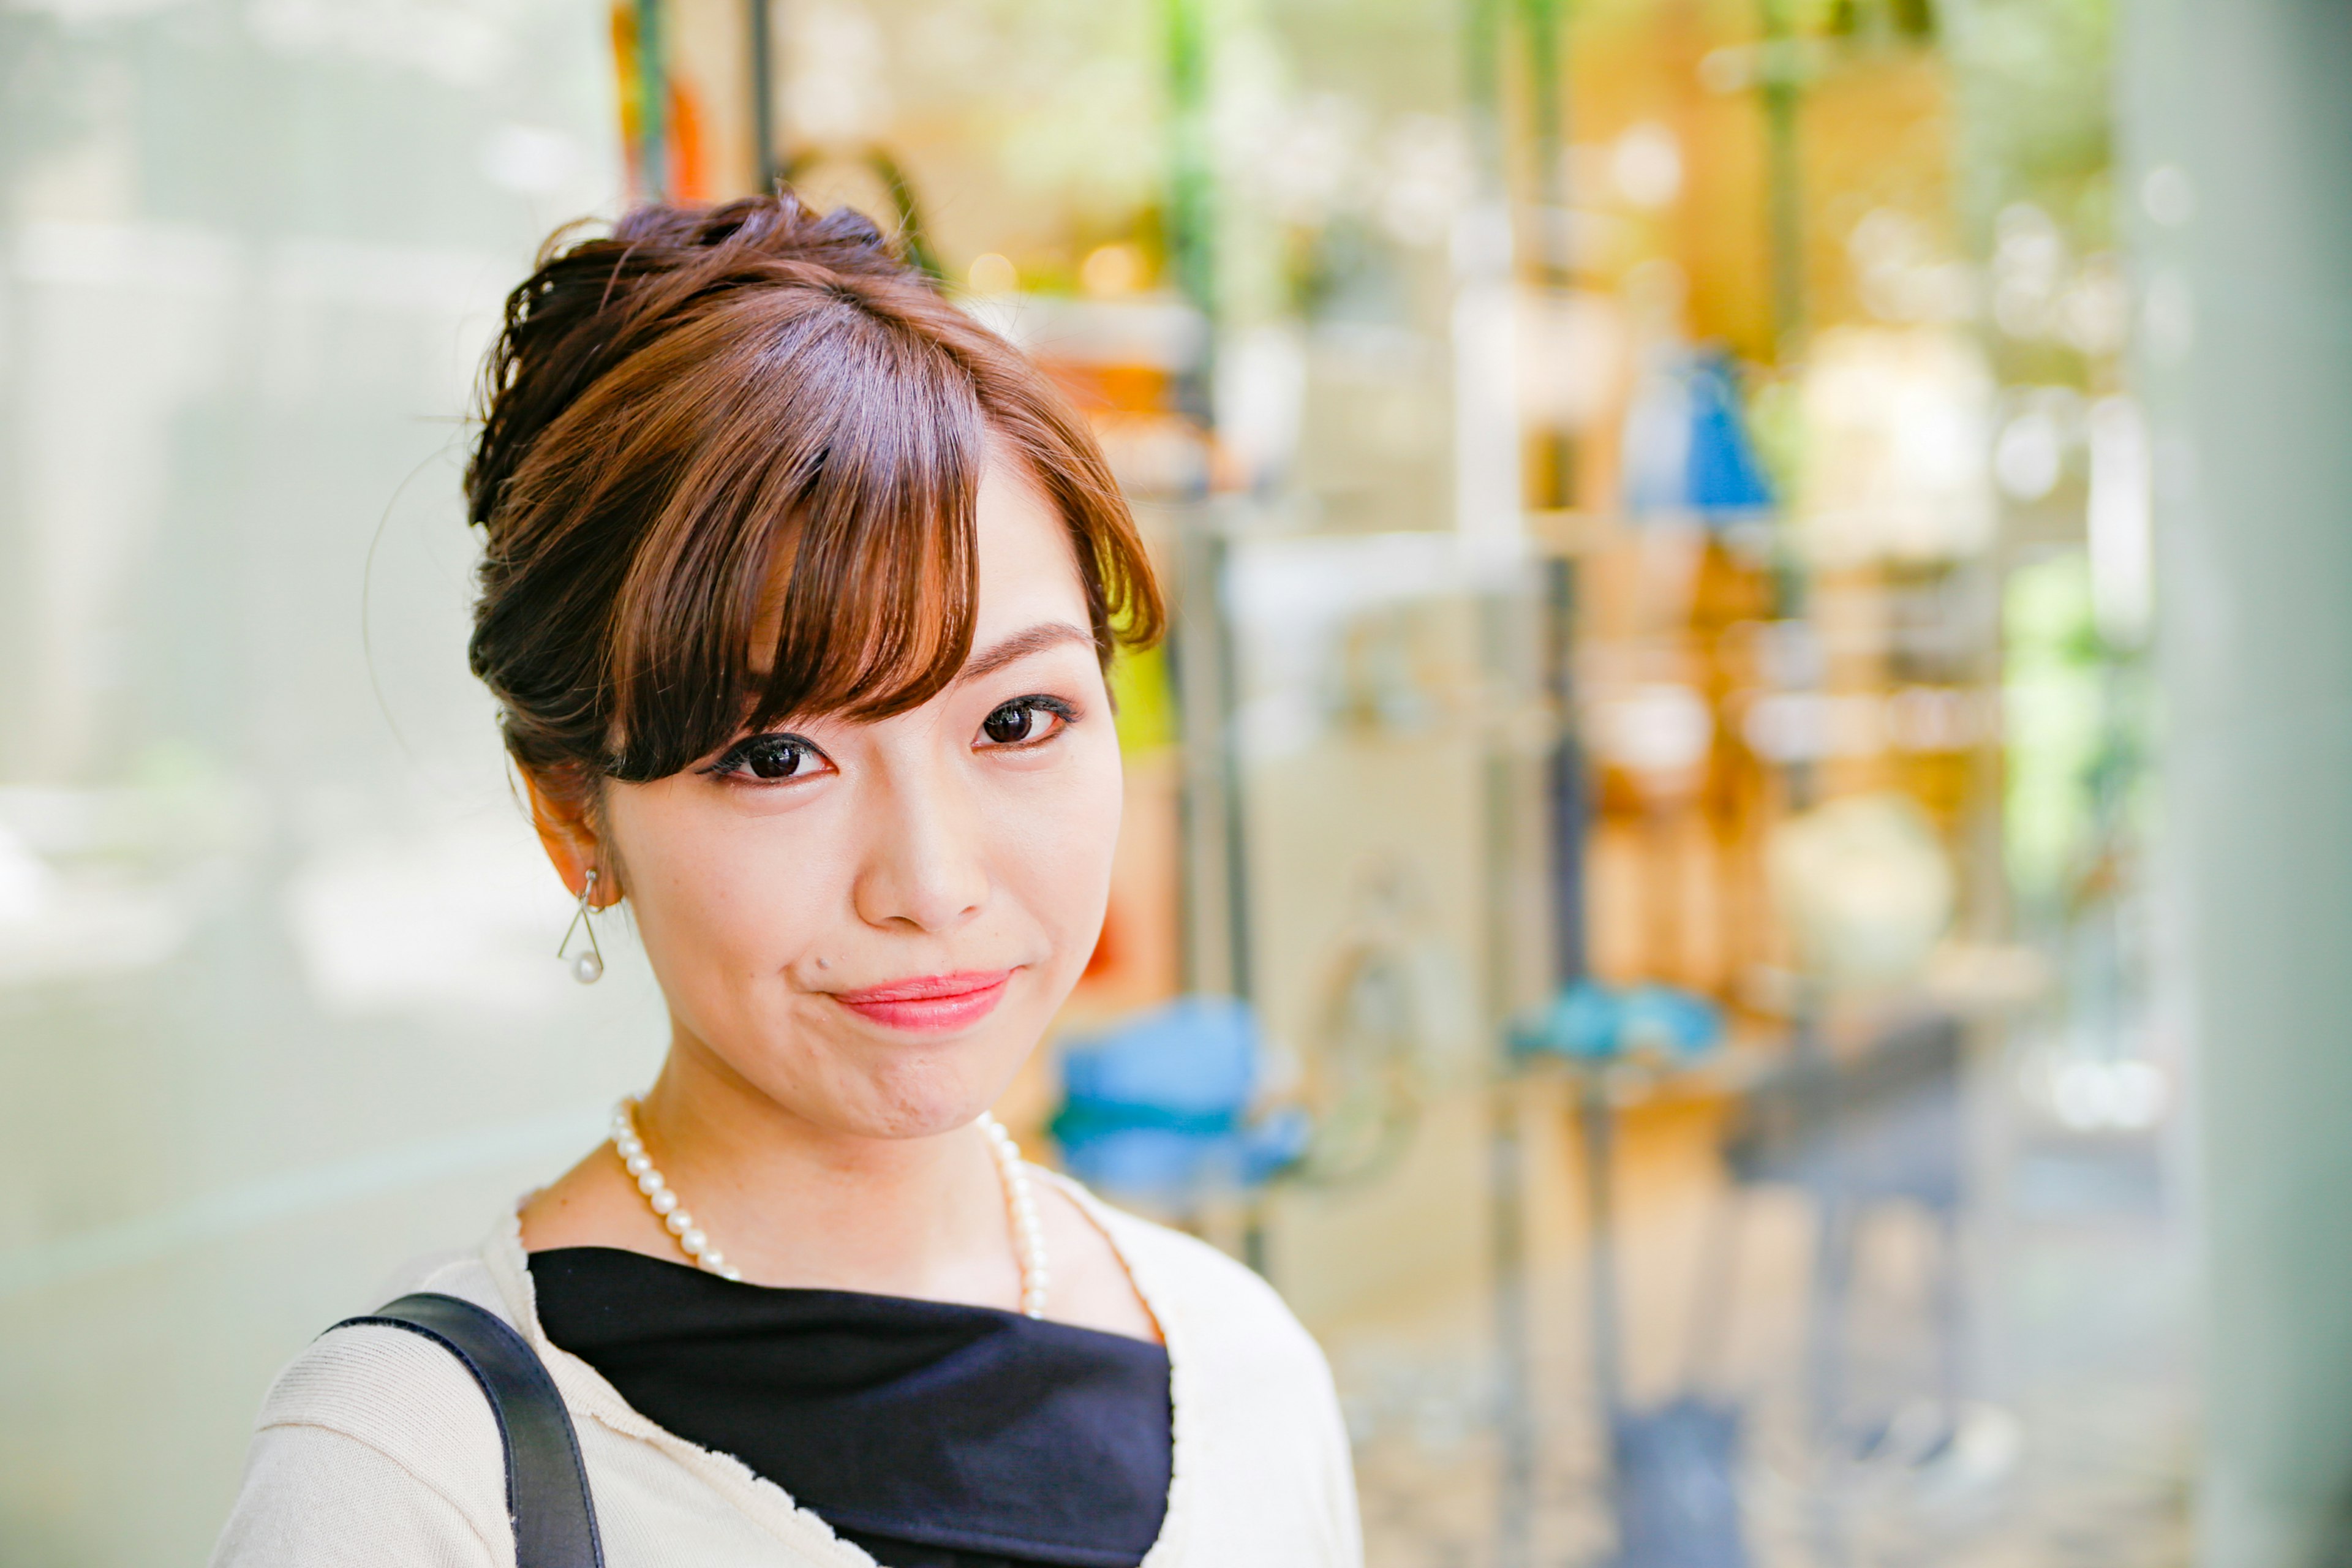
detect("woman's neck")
[528,1033,1024,1310]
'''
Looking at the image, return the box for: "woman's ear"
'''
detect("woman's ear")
[519,767,616,907]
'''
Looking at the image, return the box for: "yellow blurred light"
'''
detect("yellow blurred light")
[967,252,1019,294]
[1080,243,1144,297]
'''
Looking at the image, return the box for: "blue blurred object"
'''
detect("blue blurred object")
[1612,1397,1750,1568]
[1051,997,1308,1203]
[1512,979,1724,1063]
[1511,978,1624,1060]
[1525,979,1748,1568]
[1683,352,1775,515]
[1060,995,1259,1128]
[1622,347,1775,525]
[1618,983,1725,1057]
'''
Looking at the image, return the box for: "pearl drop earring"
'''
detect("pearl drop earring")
[558,868,606,984]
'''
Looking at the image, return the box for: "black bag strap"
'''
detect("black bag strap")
[331,1291,606,1568]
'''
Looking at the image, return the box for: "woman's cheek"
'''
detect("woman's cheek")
[699,818,848,976]
[620,794,824,1001]
[1018,743,1125,959]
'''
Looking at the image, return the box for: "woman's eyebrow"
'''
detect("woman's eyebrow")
[959,621,1096,682]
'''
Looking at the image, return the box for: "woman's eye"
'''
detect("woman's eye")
[707,733,830,782]
[979,698,1072,747]
[743,736,815,778]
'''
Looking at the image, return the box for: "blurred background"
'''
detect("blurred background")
[4,0,2350,1564]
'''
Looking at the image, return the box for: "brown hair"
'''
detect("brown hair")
[465,194,1163,802]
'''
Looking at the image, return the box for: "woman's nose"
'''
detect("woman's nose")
[850,758,990,934]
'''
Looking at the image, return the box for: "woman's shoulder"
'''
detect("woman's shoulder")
[1049,1178,1363,1564]
[253,1245,512,1468]
[213,1249,519,1566]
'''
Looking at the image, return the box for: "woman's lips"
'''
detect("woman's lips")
[830,970,1015,1033]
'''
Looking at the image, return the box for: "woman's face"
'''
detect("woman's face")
[600,456,1123,1139]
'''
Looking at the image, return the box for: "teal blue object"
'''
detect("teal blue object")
[1051,997,1305,1200]
[1512,979,1625,1060]
[1512,979,1724,1062]
[1618,983,1724,1057]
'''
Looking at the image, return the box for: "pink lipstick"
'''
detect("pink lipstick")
[831,970,1014,1033]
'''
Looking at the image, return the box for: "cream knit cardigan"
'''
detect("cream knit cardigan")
[211,1172,1363,1568]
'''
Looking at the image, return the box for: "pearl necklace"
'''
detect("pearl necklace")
[609,1099,1051,1317]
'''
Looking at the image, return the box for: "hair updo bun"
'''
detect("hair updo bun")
[462,193,1161,804]
[465,198,905,534]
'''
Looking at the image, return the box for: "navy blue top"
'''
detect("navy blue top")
[528,1248,1172,1568]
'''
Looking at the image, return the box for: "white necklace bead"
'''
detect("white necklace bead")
[979,1110,1051,1319]
[611,1099,1049,1317]
[609,1103,739,1281]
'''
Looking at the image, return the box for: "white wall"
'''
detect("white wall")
[0,9,652,1561]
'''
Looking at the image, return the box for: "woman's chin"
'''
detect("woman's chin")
[848,1093,1001,1141]
[823,1055,1021,1141]
[713,1006,1046,1141]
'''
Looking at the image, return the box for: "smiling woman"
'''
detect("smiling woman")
[209,196,1360,1568]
